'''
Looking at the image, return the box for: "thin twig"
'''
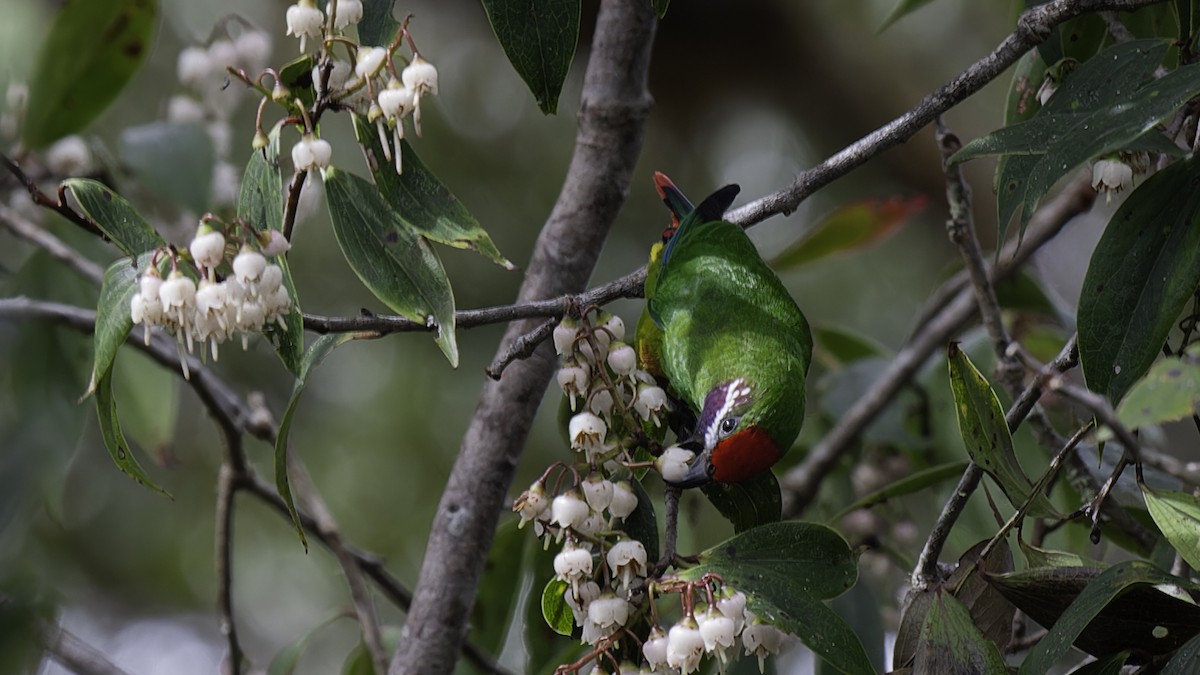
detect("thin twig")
[0,204,105,285]
[781,176,1096,517]
[656,486,682,574]
[1,153,107,239]
[0,297,513,675]
[216,463,243,674]
[42,622,136,675]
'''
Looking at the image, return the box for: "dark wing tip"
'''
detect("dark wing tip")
[695,184,741,223]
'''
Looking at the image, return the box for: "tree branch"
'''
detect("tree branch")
[722,0,1168,229]
[42,622,136,675]
[780,175,1097,517]
[388,2,658,673]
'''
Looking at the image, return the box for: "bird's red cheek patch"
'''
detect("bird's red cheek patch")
[710,427,780,483]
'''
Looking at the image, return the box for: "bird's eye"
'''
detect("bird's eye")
[719,416,739,437]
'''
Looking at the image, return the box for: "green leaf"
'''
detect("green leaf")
[830,461,970,523]
[64,178,164,258]
[677,522,857,602]
[278,54,316,110]
[358,0,399,48]
[772,196,926,269]
[87,253,157,397]
[1141,486,1200,571]
[1113,352,1200,431]
[912,589,1007,674]
[352,115,514,269]
[1015,561,1200,672]
[878,0,937,32]
[540,578,574,636]
[701,470,782,533]
[1021,61,1200,227]
[239,125,304,375]
[341,626,402,675]
[623,477,659,563]
[963,39,1170,241]
[1018,535,1103,570]
[1162,631,1200,674]
[480,0,579,114]
[275,333,364,550]
[471,520,526,657]
[1031,1,1107,68]
[678,523,869,674]
[1005,51,1048,126]
[1078,156,1200,404]
[324,167,458,366]
[23,0,157,148]
[947,343,1056,516]
[111,347,178,460]
[649,0,670,18]
[119,122,214,214]
[95,367,170,497]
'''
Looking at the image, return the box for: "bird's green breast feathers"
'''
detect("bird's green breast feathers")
[648,220,812,446]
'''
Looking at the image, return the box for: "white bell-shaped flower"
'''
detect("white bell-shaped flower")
[608,480,637,519]
[656,445,695,484]
[642,626,669,670]
[666,618,705,674]
[514,482,549,528]
[556,360,590,411]
[587,593,632,629]
[742,621,785,673]
[606,539,647,592]
[549,490,590,531]
[581,473,613,513]
[332,0,363,29]
[285,1,324,53]
[568,412,607,452]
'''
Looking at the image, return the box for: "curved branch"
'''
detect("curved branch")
[780,175,1097,517]
[722,0,1167,229]
[388,2,659,673]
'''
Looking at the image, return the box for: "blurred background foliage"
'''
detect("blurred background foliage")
[0,0,1126,672]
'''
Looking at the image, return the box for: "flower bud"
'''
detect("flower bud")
[355,46,388,80]
[666,618,705,674]
[608,480,637,519]
[656,445,695,484]
[258,229,292,257]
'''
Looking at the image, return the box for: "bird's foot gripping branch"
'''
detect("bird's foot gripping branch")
[510,306,874,674]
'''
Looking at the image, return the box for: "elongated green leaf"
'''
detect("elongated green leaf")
[913,589,1007,674]
[541,578,574,636]
[64,179,164,258]
[947,344,1056,516]
[650,0,670,18]
[1016,562,1200,672]
[352,115,513,269]
[1005,51,1048,126]
[239,125,303,375]
[1078,157,1200,404]
[831,461,970,522]
[772,196,925,269]
[278,54,316,109]
[1162,632,1200,674]
[1113,351,1200,431]
[1019,535,1104,570]
[87,253,157,397]
[95,368,170,497]
[112,347,178,460]
[119,122,214,214]
[1142,486,1200,571]
[23,0,157,148]
[276,332,365,549]
[324,167,458,366]
[701,469,782,533]
[677,522,857,602]
[358,0,399,48]
[481,0,579,114]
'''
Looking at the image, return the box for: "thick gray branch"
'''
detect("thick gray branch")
[387,2,658,673]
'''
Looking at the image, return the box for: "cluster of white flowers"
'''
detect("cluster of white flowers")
[514,311,790,674]
[284,0,438,175]
[171,29,274,208]
[640,588,787,675]
[131,222,291,379]
[555,313,669,439]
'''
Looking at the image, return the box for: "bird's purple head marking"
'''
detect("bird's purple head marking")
[699,378,752,450]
